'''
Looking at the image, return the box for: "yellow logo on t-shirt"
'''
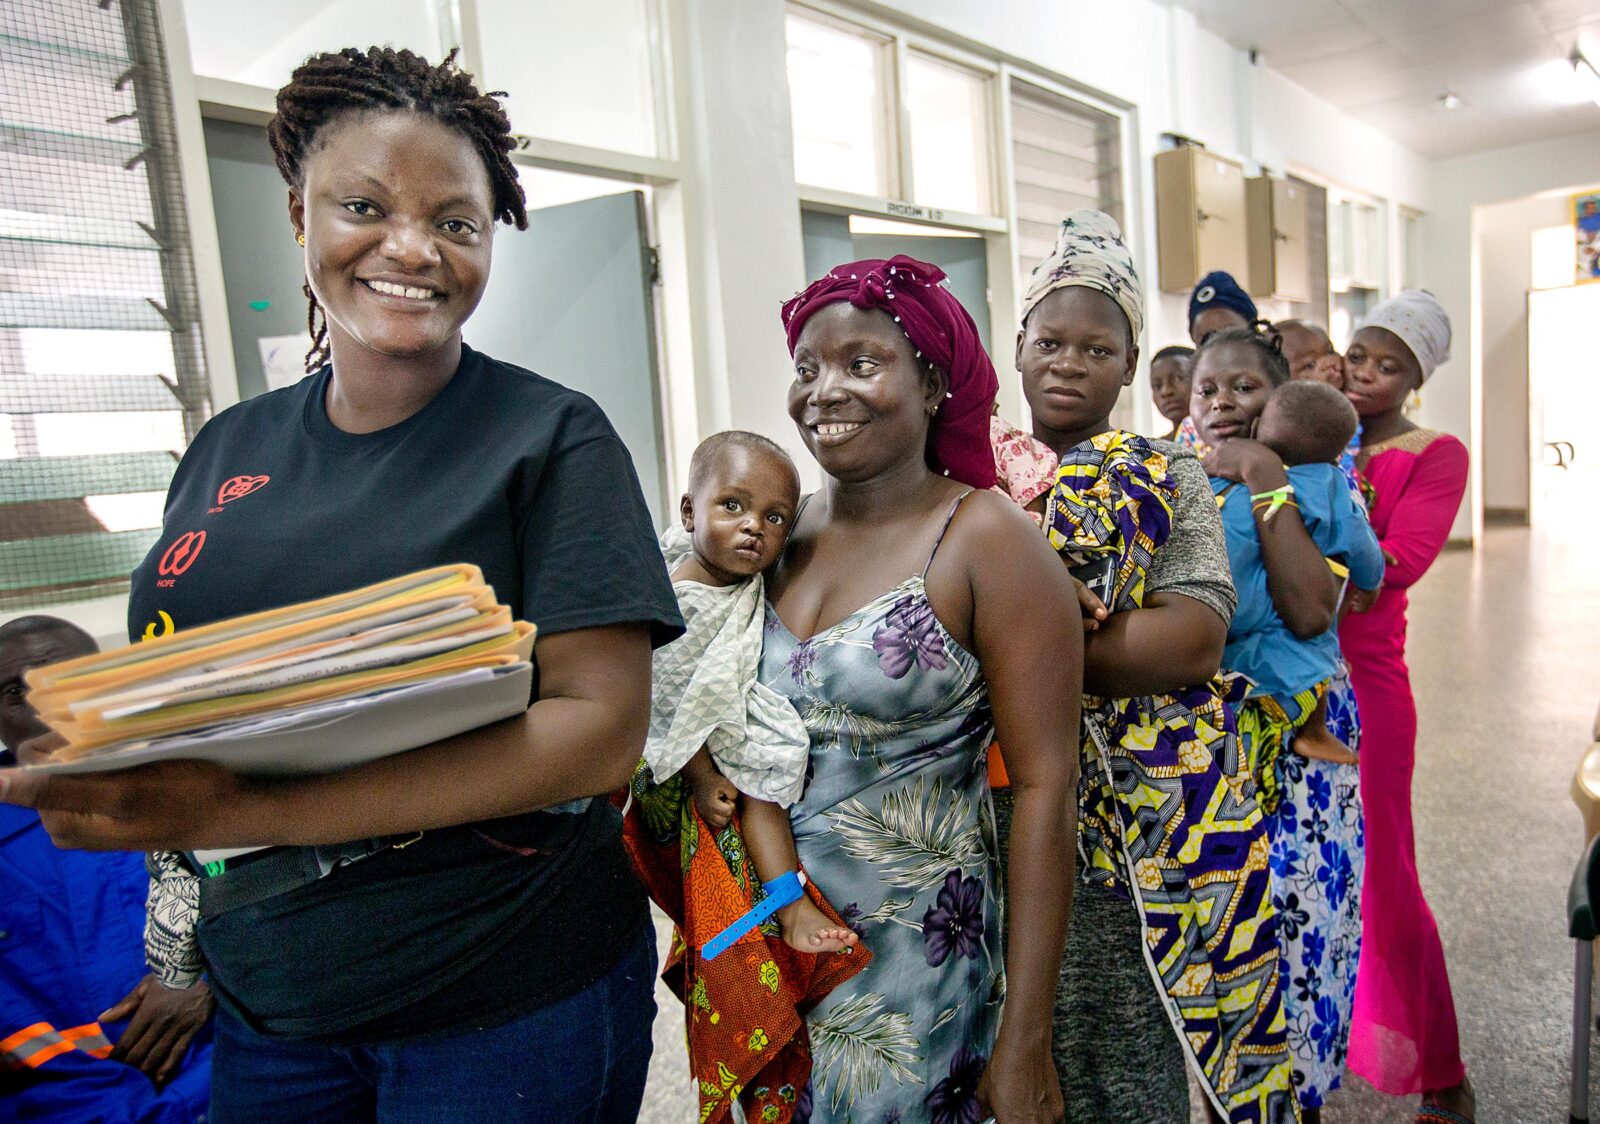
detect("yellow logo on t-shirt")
[141,610,175,642]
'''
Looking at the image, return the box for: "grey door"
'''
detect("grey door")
[201,119,666,520]
[203,118,311,400]
[466,191,666,520]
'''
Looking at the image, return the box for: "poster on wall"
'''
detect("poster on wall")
[1577,191,1600,284]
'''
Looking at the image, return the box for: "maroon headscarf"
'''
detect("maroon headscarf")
[780,255,998,490]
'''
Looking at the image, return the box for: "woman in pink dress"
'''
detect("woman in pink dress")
[1338,290,1473,1123]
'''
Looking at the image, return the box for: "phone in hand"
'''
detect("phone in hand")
[1069,554,1117,611]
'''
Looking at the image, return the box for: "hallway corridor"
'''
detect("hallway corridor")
[639,526,1598,1122]
[1325,523,1598,1122]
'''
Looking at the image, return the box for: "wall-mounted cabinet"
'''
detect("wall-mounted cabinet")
[1246,175,1311,303]
[1154,145,1248,293]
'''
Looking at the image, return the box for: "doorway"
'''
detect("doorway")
[1528,284,1600,535]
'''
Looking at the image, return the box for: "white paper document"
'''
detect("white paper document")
[31,663,533,777]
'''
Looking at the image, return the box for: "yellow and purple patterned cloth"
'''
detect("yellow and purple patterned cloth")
[1046,431,1297,1124]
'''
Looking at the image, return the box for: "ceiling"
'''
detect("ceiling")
[1176,0,1600,159]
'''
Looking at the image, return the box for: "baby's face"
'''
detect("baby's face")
[685,446,800,581]
[1281,324,1344,388]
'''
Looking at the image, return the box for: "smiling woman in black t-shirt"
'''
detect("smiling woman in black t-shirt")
[2,48,682,1123]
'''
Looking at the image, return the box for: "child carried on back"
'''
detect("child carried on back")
[621,431,863,1124]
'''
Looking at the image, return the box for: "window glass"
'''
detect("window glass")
[182,0,444,90]
[785,12,891,197]
[1403,211,1424,289]
[476,0,663,157]
[5,0,207,605]
[906,52,991,214]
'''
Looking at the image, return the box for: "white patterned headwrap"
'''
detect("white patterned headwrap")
[1020,209,1143,343]
[1360,289,1451,382]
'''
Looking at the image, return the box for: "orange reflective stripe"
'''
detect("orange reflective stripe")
[4,1022,115,1069]
[22,1038,75,1068]
[3,1023,72,1070]
[0,1022,53,1056]
[61,1022,113,1059]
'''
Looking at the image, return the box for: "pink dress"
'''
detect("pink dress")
[1338,428,1469,1095]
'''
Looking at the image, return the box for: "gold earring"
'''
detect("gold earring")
[296,232,306,247]
[1406,389,1423,414]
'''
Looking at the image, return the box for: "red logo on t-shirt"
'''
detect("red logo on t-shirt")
[216,475,270,507]
[157,531,207,580]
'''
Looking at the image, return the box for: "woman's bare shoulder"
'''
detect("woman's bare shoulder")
[944,488,1061,573]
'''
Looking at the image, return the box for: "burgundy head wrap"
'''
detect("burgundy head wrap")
[780,255,998,489]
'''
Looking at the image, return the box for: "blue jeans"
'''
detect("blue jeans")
[209,923,658,1123]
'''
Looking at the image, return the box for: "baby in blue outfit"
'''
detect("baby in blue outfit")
[1214,380,1385,762]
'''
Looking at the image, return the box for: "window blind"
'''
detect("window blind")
[1010,78,1123,295]
[1,0,209,608]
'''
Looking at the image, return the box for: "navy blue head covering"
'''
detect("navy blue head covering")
[1188,271,1257,327]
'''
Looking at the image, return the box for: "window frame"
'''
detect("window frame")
[786,0,1003,226]
[785,3,1137,425]
[164,0,689,492]
[0,0,235,635]
[31,0,696,642]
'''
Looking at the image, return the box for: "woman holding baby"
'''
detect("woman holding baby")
[760,256,1083,1123]
[1189,324,1381,1123]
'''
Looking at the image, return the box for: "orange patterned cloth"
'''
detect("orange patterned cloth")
[622,771,869,1124]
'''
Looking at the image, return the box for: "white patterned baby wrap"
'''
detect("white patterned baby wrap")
[645,525,809,805]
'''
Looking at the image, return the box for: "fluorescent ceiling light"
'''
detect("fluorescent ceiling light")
[848,216,980,238]
[1531,56,1594,105]
[1575,50,1600,108]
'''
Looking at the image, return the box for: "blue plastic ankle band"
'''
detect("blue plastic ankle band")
[701,870,804,961]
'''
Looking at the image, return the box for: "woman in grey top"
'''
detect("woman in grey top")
[989,210,1295,1124]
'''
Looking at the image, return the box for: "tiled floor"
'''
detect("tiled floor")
[1318,524,1599,1123]
[637,525,1598,1122]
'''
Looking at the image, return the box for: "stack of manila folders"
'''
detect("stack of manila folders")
[25,565,536,777]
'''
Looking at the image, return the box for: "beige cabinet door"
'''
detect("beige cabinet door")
[1194,152,1249,282]
[1156,147,1251,292]
[1272,179,1310,303]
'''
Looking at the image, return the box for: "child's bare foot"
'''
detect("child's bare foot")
[1294,720,1358,765]
[779,897,859,954]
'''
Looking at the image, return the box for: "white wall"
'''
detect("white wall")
[663,0,812,484]
[1422,130,1600,539]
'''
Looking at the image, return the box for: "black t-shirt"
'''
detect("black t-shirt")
[127,345,682,1041]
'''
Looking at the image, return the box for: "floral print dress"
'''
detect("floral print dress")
[759,495,1000,1124]
[1270,675,1365,1109]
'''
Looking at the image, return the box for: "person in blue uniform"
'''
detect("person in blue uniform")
[0,615,213,1123]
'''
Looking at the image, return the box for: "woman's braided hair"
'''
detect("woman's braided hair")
[266,47,528,370]
[1195,323,1291,387]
